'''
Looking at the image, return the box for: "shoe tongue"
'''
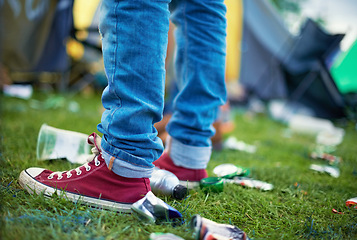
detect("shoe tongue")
[88,133,102,154]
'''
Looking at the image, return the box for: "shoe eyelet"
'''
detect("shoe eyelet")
[57,176,63,180]
[86,166,91,171]
[67,173,72,178]
[76,170,82,176]
[48,175,53,179]
[95,161,100,167]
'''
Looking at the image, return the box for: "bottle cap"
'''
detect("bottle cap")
[172,185,188,200]
[200,177,224,193]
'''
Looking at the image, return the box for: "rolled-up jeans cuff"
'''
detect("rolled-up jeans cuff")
[101,150,153,178]
[166,136,211,169]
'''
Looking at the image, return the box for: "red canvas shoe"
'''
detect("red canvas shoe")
[19,133,151,212]
[153,152,208,189]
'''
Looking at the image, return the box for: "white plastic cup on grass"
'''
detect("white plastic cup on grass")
[36,124,92,164]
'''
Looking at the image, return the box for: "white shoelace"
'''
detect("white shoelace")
[48,139,102,180]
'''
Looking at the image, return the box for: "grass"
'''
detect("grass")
[1,91,356,239]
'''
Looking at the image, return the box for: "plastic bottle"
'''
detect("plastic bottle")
[150,167,188,200]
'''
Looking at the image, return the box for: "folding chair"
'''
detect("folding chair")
[281,19,346,119]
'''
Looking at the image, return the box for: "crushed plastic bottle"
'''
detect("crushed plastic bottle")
[150,167,188,200]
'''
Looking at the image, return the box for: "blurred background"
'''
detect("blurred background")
[1,0,357,123]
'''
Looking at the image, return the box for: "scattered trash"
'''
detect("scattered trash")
[223,136,257,153]
[201,176,273,192]
[200,177,224,193]
[313,144,337,154]
[191,214,250,240]
[346,197,357,209]
[210,164,273,191]
[268,100,315,124]
[29,95,66,110]
[332,209,344,214]
[150,167,188,200]
[68,101,80,112]
[131,191,183,224]
[281,182,307,196]
[310,152,342,166]
[213,164,250,178]
[225,177,274,191]
[3,84,33,99]
[309,164,340,178]
[36,124,92,164]
[288,115,336,136]
[316,128,344,147]
[149,233,185,240]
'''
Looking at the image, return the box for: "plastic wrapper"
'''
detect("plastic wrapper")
[131,191,183,224]
[223,137,256,153]
[310,152,341,166]
[346,197,357,209]
[191,214,250,240]
[211,164,273,191]
[309,164,340,178]
[226,177,273,191]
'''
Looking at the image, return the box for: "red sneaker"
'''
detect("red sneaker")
[153,152,208,189]
[19,133,150,212]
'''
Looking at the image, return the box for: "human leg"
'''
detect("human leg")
[19,0,171,210]
[154,0,227,185]
[98,0,171,179]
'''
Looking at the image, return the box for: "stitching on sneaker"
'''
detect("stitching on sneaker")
[108,156,115,170]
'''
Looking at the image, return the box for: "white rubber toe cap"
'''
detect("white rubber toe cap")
[25,167,45,178]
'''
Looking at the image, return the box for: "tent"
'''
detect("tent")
[331,39,357,95]
[238,0,347,119]
[0,0,73,73]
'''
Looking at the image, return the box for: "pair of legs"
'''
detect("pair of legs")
[98,0,227,178]
[19,0,227,211]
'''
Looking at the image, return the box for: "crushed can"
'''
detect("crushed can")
[191,214,250,240]
[131,191,183,225]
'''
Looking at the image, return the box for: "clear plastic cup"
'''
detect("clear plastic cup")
[36,124,91,164]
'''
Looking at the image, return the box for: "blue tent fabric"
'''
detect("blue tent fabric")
[238,0,347,119]
[33,0,74,72]
[239,0,293,100]
[281,19,345,75]
[281,19,346,119]
[0,0,73,72]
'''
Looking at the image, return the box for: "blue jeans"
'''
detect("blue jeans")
[98,0,227,178]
